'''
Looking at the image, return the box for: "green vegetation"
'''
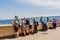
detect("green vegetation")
[47,17,52,22]
[40,16,42,22]
[47,17,49,22]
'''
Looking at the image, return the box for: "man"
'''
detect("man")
[42,19,47,31]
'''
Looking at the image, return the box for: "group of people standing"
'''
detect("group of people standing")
[13,16,31,37]
[13,16,57,38]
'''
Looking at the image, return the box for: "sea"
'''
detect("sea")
[0,16,60,24]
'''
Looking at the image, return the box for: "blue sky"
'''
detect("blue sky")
[0,0,60,19]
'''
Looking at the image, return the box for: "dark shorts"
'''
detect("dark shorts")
[14,24,20,32]
[29,25,32,29]
[14,27,19,32]
[53,24,56,29]
[42,24,47,31]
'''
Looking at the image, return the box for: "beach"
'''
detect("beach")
[1,27,60,40]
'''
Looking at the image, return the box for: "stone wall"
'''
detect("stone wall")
[0,22,60,38]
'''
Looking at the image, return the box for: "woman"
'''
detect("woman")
[52,19,57,29]
[13,16,20,38]
[25,18,30,34]
[33,18,38,33]
[21,18,26,36]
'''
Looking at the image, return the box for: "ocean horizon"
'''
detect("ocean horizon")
[0,16,60,24]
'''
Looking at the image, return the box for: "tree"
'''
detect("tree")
[14,16,19,22]
[47,17,49,22]
[40,16,42,22]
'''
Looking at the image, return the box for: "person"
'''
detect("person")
[13,16,20,38]
[25,18,30,25]
[52,19,57,29]
[21,18,26,36]
[32,18,38,33]
[25,18,30,35]
[41,19,47,31]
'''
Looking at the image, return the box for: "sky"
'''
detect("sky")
[0,0,60,19]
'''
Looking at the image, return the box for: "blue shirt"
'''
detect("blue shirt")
[42,20,47,25]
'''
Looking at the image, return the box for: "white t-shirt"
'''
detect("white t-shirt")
[22,20,26,24]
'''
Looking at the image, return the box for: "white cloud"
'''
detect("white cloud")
[16,0,60,10]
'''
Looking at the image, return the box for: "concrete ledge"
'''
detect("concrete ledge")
[0,22,60,38]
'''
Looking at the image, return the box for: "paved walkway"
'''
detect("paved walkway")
[2,27,60,40]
